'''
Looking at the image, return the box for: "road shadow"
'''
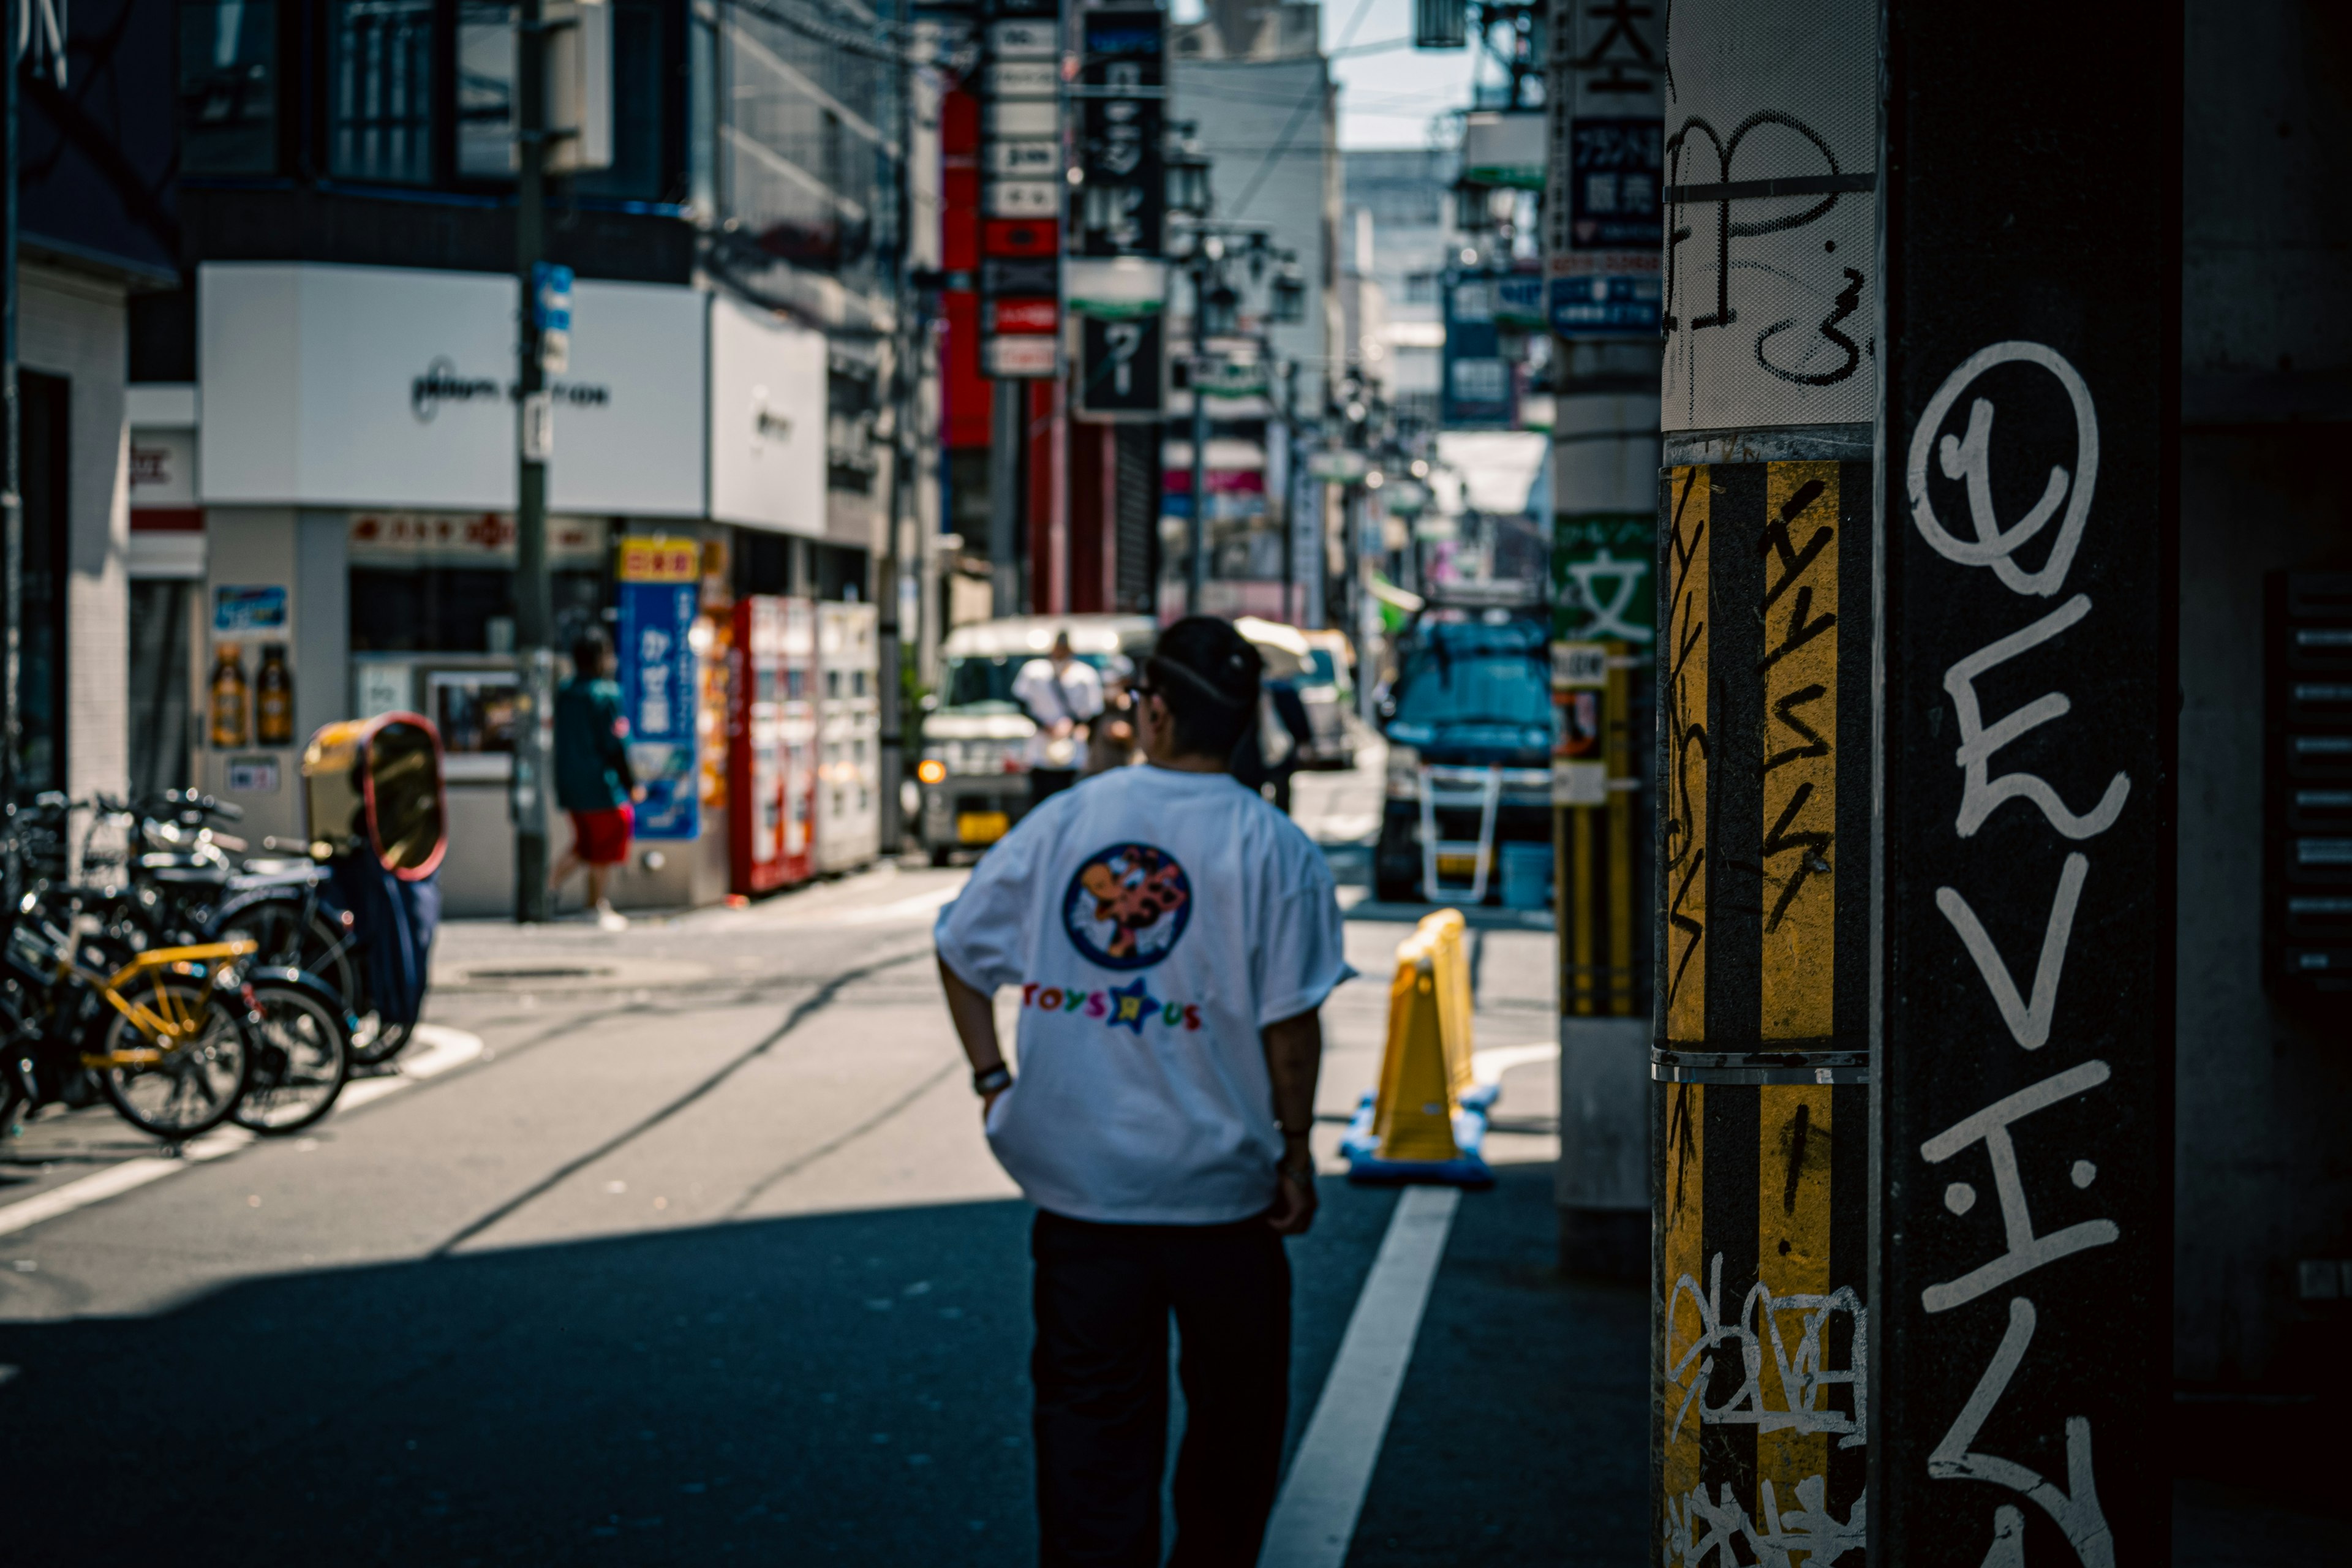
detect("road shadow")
[0,1183,1398,1566]
[1349,1161,1647,1566]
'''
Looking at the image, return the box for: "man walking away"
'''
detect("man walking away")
[934,616,1351,1566]
[551,632,643,931]
[1012,628,1104,809]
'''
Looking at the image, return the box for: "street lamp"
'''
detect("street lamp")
[1270,262,1306,325]
[1204,281,1241,337]
[1166,127,1211,219]
[1453,176,1498,235]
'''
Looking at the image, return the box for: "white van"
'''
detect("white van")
[914,616,1156,863]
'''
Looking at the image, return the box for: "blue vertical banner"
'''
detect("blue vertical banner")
[616,536,701,840]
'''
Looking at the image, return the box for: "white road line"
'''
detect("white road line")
[339,1023,484,1109]
[1258,1185,1462,1568]
[0,1126,251,1240]
[0,1025,485,1238]
[1471,1041,1559,1089]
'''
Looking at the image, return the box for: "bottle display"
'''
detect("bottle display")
[255,644,295,746]
[209,643,249,749]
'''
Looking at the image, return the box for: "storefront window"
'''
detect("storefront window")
[350,566,606,654]
[179,0,278,175]
[454,1,514,181]
[330,0,435,184]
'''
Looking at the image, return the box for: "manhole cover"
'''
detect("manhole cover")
[460,965,614,982]
[436,956,715,992]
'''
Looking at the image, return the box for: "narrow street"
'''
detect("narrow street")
[0,754,1646,1565]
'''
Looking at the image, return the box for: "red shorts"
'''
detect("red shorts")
[569,805,633,866]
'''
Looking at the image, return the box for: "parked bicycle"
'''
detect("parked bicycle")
[0,796,354,1140]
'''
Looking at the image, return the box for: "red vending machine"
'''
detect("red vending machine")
[728,595,818,894]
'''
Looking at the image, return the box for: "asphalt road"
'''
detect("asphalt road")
[0,755,1649,1566]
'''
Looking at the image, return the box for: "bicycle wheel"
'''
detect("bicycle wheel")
[232,981,351,1136]
[351,1019,409,1068]
[219,900,363,1021]
[97,979,250,1140]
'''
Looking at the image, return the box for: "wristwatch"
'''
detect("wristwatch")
[973,1064,1013,1097]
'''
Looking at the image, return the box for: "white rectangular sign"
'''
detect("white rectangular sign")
[986,61,1059,98]
[983,336,1059,378]
[986,99,1059,138]
[709,292,829,537]
[983,138,1061,177]
[985,179,1062,217]
[196,262,706,514]
[987,19,1057,57]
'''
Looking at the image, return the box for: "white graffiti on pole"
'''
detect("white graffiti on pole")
[1907,341,2124,1568]
[1664,1251,1868,1445]
[1661,1250,1868,1567]
[1662,1472,1867,1568]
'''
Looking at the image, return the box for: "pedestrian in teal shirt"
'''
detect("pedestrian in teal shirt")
[551,632,641,930]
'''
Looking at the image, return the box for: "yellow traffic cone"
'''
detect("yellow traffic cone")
[1343,910,1493,1185]
[1373,938,1461,1162]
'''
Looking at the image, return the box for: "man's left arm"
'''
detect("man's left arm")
[1261,1008,1323,1235]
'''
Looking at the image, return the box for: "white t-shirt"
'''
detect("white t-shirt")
[1011,657,1104,769]
[933,763,1352,1225]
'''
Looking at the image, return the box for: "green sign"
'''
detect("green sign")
[1551,511,1654,644]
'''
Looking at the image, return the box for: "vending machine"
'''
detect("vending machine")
[728,595,818,894]
[815,600,882,874]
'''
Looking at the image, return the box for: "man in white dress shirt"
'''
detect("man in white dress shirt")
[1011,629,1104,809]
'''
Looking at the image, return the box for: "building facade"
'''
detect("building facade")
[124,0,934,914]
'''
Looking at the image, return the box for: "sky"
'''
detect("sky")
[1168,0,1482,149]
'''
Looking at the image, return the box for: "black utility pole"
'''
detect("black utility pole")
[1871,3,2179,1563]
[877,18,918,859]
[1184,250,1208,616]
[511,0,555,922]
[1,0,21,889]
[1280,359,1297,624]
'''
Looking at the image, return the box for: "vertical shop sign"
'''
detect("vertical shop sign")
[1072,7,1167,419]
[1873,2,2176,1564]
[981,0,1062,380]
[1544,0,1664,336]
[1442,270,1513,428]
[617,536,702,840]
[1076,8,1163,258]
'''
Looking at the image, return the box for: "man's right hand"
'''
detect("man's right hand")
[1266,1144,1318,1236]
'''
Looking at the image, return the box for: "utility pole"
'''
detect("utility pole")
[1541,0,1663,1285]
[1649,3,1874,1558]
[989,388,1022,618]
[1,0,21,892]
[1280,359,1298,625]
[876,22,921,859]
[1185,252,1208,616]
[1871,3,2177,1562]
[510,0,555,922]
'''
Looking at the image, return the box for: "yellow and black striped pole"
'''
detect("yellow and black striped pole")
[1653,458,1873,1562]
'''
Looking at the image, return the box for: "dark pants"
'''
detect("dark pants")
[1030,767,1079,809]
[1031,1210,1291,1567]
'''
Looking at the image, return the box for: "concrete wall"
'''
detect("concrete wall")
[21,264,131,804]
[2174,0,2352,1387]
